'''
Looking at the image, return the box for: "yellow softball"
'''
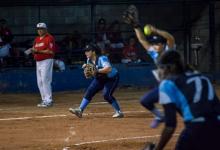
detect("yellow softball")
[144,25,152,35]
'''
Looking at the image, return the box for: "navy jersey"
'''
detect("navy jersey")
[87,55,118,78]
[159,72,220,122]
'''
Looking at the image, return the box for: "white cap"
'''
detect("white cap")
[36,23,47,29]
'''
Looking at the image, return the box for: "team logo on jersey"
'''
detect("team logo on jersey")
[35,43,44,47]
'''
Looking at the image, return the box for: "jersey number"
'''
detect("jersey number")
[187,76,214,103]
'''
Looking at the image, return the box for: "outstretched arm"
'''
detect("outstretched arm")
[122,5,151,51]
[133,25,175,52]
[122,5,175,52]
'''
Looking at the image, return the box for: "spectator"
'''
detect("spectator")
[54,59,65,72]
[106,20,125,62]
[60,30,84,64]
[71,30,82,49]
[13,39,34,67]
[62,30,82,50]
[0,19,13,65]
[95,18,110,50]
[121,36,141,63]
[108,20,124,49]
[53,43,65,72]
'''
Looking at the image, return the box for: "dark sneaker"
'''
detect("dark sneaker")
[69,107,83,118]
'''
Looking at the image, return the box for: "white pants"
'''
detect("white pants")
[36,59,54,103]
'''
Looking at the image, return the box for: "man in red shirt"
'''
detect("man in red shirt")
[32,23,55,107]
[121,36,140,63]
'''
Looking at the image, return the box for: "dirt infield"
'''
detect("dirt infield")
[2,86,217,150]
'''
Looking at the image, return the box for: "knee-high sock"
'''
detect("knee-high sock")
[111,100,121,112]
[79,98,90,111]
[151,108,164,119]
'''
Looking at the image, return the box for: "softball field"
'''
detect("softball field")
[2,86,215,150]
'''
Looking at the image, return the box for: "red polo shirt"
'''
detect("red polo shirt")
[122,45,138,58]
[33,33,55,61]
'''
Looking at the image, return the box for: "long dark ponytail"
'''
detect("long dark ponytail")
[157,50,185,74]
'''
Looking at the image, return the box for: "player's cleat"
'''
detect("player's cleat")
[150,118,164,128]
[37,101,53,108]
[69,108,83,118]
[112,111,124,118]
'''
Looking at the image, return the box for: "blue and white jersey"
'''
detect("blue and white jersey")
[159,72,220,122]
[147,45,174,63]
[87,55,118,78]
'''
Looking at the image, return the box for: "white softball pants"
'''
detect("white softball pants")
[36,59,54,103]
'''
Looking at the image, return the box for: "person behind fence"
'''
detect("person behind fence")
[108,20,124,49]
[69,44,124,118]
[121,36,141,63]
[53,43,65,72]
[123,5,175,128]
[54,59,65,72]
[95,18,110,50]
[0,19,13,63]
[143,50,220,150]
[31,23,55,108]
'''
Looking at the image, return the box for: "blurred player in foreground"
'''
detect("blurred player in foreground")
[69,44,124,118]
[144,50,220,150]
[123,5,175,128]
